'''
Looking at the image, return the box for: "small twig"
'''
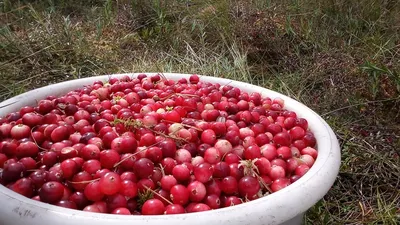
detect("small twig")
[152,130,188,144]
[113,140,163,168]
[0,101,18,108]
[67,178,100,184]
[255,173,273,194]
[26,169,41,172]
[30,126,50,152]
[161,119,203,131]
[144,186,173,205]
[157,72,168,81]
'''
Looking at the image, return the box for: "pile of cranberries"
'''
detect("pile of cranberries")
[0,74,318,215]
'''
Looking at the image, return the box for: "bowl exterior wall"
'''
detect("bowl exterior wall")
[0,73,340,225]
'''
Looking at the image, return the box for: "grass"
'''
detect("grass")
[1,0,399,224]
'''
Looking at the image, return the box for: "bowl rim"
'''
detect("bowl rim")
[0,73,341,224]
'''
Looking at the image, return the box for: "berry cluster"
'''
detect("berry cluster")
[0,74,318,215]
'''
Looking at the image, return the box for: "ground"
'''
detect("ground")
[0,0,399,224]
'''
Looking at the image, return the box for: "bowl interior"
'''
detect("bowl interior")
[0,73,341,225]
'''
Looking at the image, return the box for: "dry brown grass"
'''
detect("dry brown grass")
[1,0,399,224]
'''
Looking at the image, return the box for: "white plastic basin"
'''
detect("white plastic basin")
[0,73,341,225]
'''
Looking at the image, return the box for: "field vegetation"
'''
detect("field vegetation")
[1,0,399,224]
